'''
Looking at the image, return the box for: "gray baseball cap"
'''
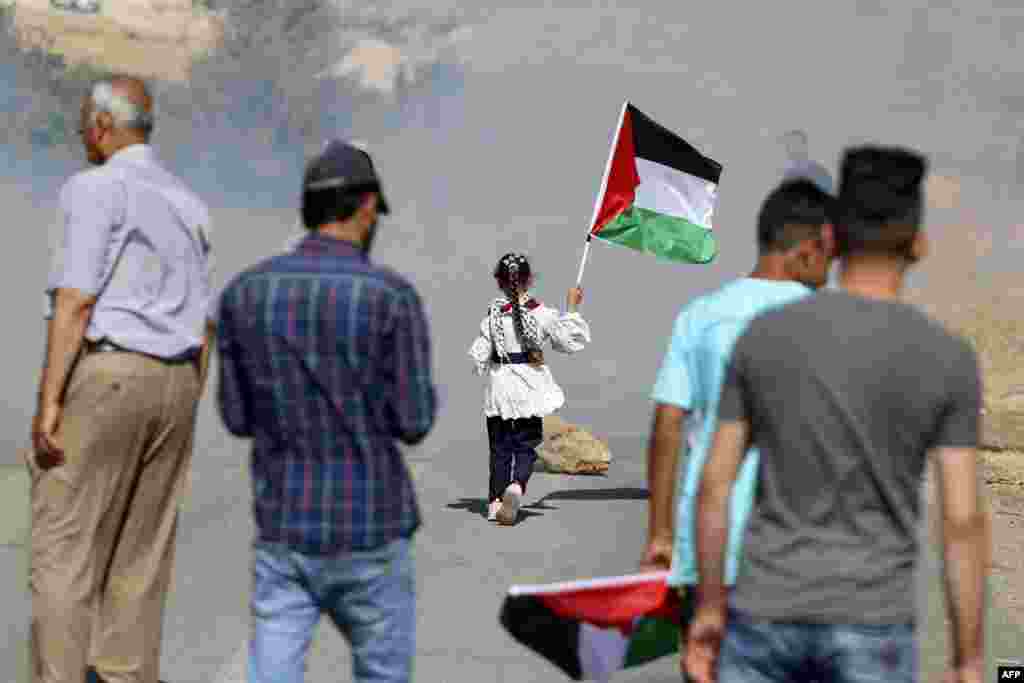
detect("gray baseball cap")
[303,139,391,214]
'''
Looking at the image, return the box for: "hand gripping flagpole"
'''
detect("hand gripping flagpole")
[576,100,630,287]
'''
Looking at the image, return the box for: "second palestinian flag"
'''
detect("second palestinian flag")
[499,571,685,682]
[590,102,722,265]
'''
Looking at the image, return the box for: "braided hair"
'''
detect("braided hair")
[489,253,544,363]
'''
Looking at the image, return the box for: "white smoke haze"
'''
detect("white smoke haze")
[0,0,473,174]
[2,0,1024,450]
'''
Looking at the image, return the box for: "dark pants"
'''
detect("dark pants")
[486,416,543,502]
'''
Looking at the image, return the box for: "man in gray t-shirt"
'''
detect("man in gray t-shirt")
[686,146,989,683]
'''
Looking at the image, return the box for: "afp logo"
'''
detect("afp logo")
[1000,665,1024,679]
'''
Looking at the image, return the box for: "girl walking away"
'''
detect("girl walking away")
[468,253,591,525]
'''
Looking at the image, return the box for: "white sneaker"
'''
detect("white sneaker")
[497,483,522,525]
[487,500,501,521]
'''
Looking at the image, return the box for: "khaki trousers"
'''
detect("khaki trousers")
[26,350,201,683]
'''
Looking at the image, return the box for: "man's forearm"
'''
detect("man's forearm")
[647,410,684,543]
[694,481,731,606]
[38,297,92,407]
[943,512,988,666]
[198,321,216,390]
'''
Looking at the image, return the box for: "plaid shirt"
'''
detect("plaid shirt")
[216,234,437,554]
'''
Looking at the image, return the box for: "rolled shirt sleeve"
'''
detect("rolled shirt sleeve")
[47,172,124,301]
[651,307,695,410]
[547,311,591,353]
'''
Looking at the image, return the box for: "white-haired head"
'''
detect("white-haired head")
[89,79,154,136]
[321,138,368,151]
[780,129,809,163]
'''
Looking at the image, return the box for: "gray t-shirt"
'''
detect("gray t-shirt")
[718,290,981,624]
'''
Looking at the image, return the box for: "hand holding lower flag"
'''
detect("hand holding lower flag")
[685,602,727,683]
[499,571,681,681]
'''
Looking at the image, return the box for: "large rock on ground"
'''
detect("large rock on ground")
[534,415,611,474]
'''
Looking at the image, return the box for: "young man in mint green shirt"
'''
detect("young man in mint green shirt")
[640,178,837,674]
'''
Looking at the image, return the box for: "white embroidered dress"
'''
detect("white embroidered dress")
[468,295,591,420]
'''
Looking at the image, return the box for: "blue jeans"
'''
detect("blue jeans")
[718,608,916,683]
[249,537,415,683]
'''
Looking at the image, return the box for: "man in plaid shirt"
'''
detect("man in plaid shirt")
[216,140,437,683]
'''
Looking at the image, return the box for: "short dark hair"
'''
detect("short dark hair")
[834,202,922,257]
[757,179,835,252]
[833,145,927,258]
[301,184,377,231]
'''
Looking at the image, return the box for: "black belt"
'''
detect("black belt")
[87,339,200,364]
[491,352,533,365]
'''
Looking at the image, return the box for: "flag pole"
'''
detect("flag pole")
[575,236,592,286]
[576,99,630,288]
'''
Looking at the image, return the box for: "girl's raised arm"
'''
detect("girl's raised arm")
[547,288,591,354]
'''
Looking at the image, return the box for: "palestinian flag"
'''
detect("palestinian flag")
[499,571,685,682]
[588,102,722,265]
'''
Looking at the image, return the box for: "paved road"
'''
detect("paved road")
[3,416,1023,682]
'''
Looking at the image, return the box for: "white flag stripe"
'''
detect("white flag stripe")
[579,622,630,682]
[507,570,669,596]
[634,157,718,230]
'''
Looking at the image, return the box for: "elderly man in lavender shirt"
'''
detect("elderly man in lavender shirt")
[30,76,215,683]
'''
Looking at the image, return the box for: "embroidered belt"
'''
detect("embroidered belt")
[491,352,533,365]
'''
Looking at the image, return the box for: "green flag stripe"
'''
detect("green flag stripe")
[595,205,718,264]
[623,616,680,668]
